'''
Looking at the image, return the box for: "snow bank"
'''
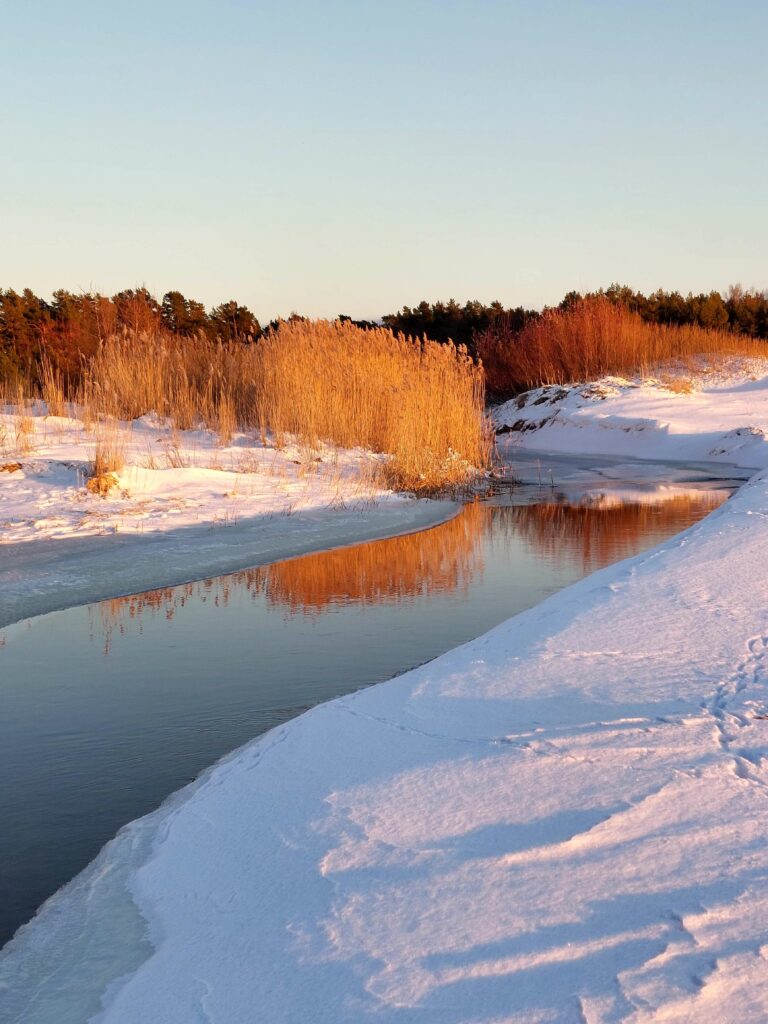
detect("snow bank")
[494,362,768,469]
[0,409,456,626]
[3,413,768,1020]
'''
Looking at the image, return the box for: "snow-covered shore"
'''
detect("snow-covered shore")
[493,360,768,470]
[0,409,456,626]
[4,368,768,1022]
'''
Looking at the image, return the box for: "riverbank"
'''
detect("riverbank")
[0,407,457,626]
[3,368,768,1022]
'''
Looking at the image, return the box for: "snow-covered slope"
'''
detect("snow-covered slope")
[3,370,768,1023]
[494,361,768,469]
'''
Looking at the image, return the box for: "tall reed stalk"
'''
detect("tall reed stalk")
[40,358,66,417]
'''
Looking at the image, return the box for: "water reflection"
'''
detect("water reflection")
[95,504,489,651]
[494,489,725,574]
[94,489,726,652]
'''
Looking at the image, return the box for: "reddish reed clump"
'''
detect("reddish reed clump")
[477,297,764,394]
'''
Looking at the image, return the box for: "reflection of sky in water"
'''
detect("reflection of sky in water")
[0,483,731,945]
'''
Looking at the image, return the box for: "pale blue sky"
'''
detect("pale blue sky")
[1,1,765,321]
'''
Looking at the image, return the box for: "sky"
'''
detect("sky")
[1,0,766,322]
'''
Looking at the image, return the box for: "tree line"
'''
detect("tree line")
[382,285,768,355]
[2,283,767,387]
[0,287,261,384]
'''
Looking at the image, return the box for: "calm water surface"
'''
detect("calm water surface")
[0,463,738,944]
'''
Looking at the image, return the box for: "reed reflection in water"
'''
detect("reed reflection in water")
[95,488,726,651]
[494,489,725,575]
[95,503,488,651]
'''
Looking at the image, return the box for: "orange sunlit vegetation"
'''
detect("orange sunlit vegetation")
[476,297,766,394]
[27,319,490,492]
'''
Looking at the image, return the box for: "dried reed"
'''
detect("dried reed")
[78,321,491,491]
[13,387,35,455]
[477,297,766,393]
[40,359,66,417]
[88,423,126,494]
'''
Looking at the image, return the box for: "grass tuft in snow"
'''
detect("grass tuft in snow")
[88,425,126,495]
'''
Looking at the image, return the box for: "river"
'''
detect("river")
[0,451,743,945]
